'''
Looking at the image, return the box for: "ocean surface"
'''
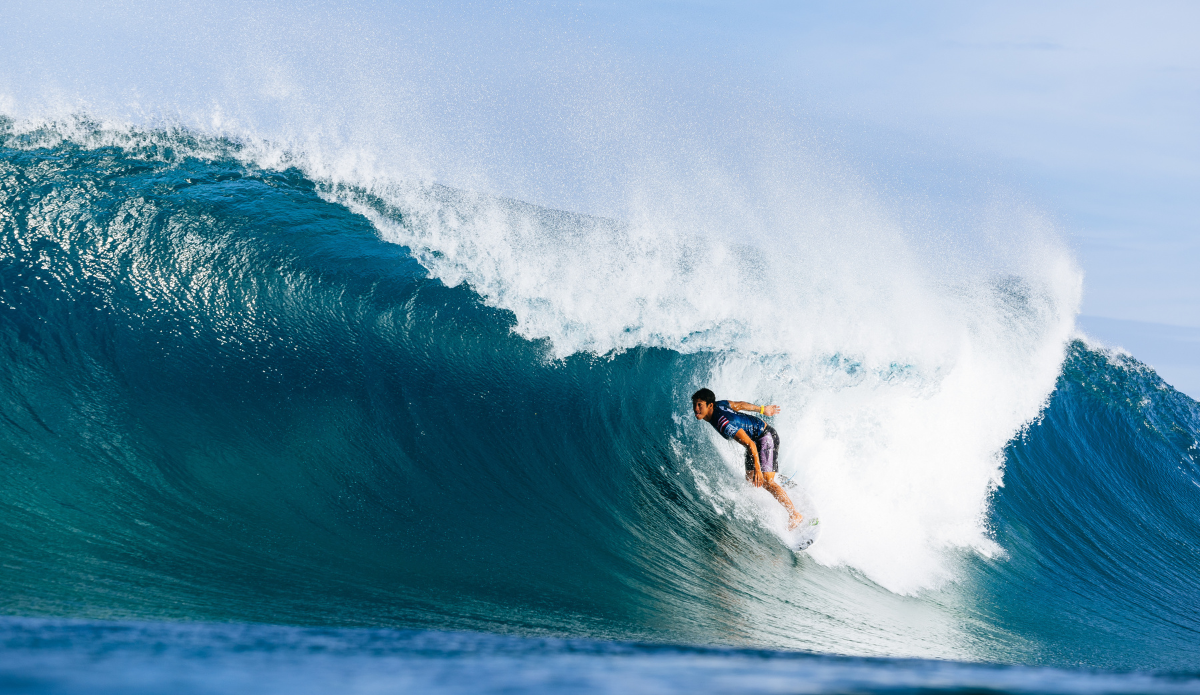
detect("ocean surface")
[1,117,1199,692]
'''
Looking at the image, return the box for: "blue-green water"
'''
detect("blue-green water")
[1,120,1198,692]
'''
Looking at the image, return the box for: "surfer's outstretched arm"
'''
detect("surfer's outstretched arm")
[727,401,780,416]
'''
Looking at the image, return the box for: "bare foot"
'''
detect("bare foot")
[788,514,804,530]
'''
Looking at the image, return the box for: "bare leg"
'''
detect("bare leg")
[763,473,804,529]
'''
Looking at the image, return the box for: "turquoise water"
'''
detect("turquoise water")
[1,120,1198,691]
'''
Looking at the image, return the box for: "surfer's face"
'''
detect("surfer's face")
[692,399,713,420]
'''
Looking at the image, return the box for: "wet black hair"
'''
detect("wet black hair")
[691,388,716,405]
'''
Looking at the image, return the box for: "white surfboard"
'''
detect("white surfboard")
[777,474,820,551]
[786,516,821,551]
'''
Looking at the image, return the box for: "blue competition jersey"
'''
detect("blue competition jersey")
[708,400,766,441]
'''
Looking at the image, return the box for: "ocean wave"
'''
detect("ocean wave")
[1,120,1197,670]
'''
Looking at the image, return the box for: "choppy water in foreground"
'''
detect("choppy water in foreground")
[5,617,1200,695]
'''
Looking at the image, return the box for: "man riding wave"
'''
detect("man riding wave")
[691,388,804,529]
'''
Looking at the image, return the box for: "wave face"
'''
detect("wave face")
[0,121,1197,671]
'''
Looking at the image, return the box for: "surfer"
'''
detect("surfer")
[691,388,804,529]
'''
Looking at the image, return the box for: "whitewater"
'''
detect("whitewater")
[1,109,1198,694]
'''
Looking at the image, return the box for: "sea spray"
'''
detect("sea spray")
[325,171,1081,595]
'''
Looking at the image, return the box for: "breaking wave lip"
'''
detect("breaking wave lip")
[2,116,1199,672]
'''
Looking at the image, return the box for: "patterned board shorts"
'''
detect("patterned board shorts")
[744,425,779,474]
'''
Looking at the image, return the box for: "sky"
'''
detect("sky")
[1,0,1197,396]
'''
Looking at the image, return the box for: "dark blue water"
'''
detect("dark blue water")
[4,617,1200,695]
[1,120,1199,691]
